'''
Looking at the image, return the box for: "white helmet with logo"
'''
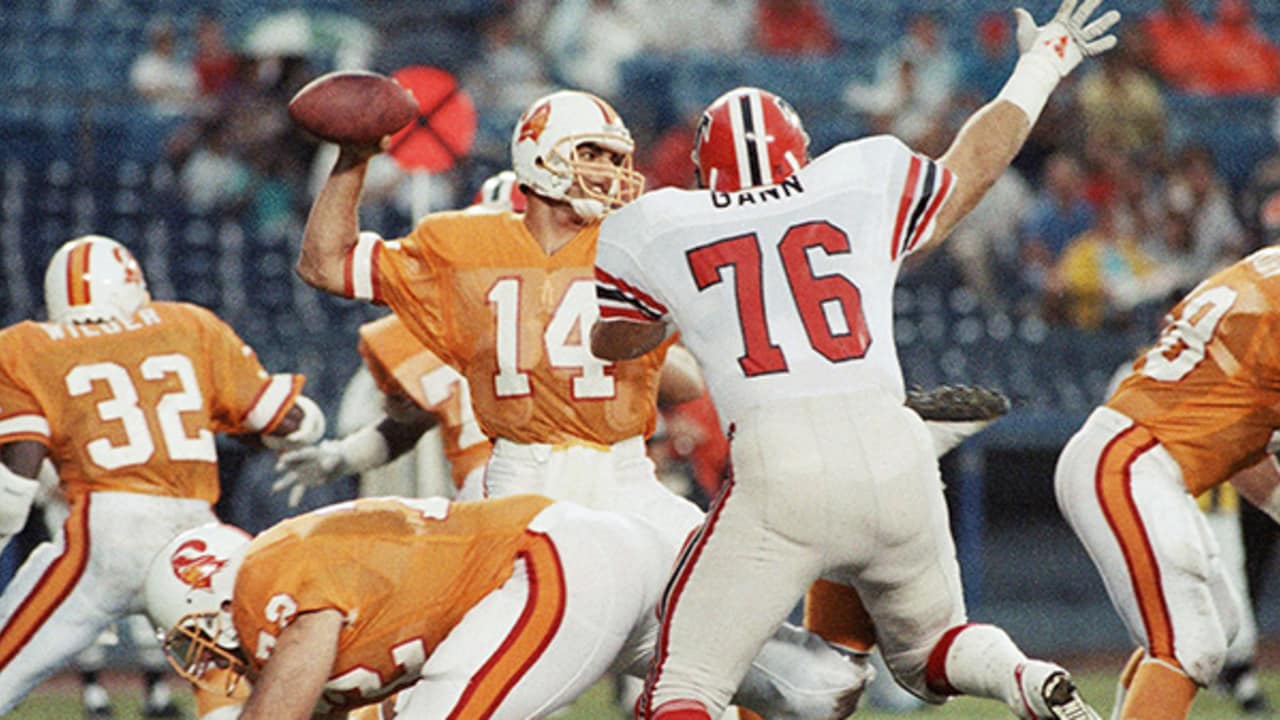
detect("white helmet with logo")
[144,523,250,693]
[510,90,644,220]
[43,234,151,324]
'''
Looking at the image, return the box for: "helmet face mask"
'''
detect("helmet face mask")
[162,611,250,695]
[692,87,811,192]
[511,90,644,220]
[145,524,251,695]
[43,234,151,324]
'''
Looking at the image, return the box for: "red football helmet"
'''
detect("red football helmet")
[692,87,811,192]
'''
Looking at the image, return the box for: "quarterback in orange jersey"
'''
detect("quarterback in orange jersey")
[271,172,528,508]
[297,89,711,547]
[1055,246,1280,720]
[0,235,325,714]
[143,495,681,720]
[296,90,872,719]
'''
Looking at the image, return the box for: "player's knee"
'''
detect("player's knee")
[1165,636,1228,687]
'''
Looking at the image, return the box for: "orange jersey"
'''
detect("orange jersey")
[344,211,672,445]
[231,494,554,713]
[358,314,491,488]
[0,301,303,502]
[1109,248,1280,495]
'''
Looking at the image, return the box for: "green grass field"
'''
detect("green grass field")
[14,664,1280,719]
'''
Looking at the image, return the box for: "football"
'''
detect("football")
[288,70,419,145]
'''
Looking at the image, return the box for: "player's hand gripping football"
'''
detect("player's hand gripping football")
[272,440,350,508]
[1013,0,1120,77]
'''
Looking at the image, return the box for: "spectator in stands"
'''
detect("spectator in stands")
[638,107,701,190]
[948,166,1033,311]
[129,17,197,117]
[177,120,250,215]
[631,0,754,56]
[1200,0,1280,95]
[193,14,239,100]
[1241,102,1280,247]
[1076,39,1166,159]
[755,0,838,56]
[1017,152,1096,309]
[463,13,556,124]
[1142,0,1212,91]
[542,0,644,98]
[1165,143,1249,278]
[1048,199,1163,330]
[957,11,1019,108]
[845,10,957,148]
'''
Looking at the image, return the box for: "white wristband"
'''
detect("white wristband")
[336,423,392,474]
[995,53,1062,127]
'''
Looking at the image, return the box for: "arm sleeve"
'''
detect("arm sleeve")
[831,136,956,261]
[198,309,304,434]
[595,209,671,323]
[0,359,50,447]
[369,229,458,368]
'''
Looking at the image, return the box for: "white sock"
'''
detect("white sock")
[937,624,1031,711]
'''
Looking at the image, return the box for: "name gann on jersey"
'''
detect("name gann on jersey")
[710,175,804,209]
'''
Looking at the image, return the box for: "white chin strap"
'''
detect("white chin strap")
[569,197,606,221]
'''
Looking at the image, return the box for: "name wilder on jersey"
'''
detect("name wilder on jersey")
[38,307,162,341]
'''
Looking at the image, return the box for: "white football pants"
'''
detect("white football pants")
[1055,406,1242,686]
[483,434,871,718]
[644,390,967,716]
[394,501,668,718]
[0,492,217,713]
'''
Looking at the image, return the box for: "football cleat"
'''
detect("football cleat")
[1038,671,1101,720]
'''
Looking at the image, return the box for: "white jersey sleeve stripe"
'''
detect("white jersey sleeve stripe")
[595,267,668,321]
[904,166,956,254]
[0,414,51,442]
[343,234,384,302]
[899,159,937,256]
[242,374,298,432]
[890,155,924,261]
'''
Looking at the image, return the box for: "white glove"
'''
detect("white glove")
[1014,0,1120,75]
[261,395,327,452]
[272,440,348,508]
[999,0,1120,123]
[271,423,391,507]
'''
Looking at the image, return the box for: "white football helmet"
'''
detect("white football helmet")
[144,523,251,694]
[43,234,151,324]
[510,90,644,220]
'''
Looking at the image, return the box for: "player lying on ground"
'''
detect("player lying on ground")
[145,495,871,720]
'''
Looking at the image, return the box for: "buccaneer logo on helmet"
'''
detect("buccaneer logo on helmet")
[43,234,151,324]
[170,539,229,592]
[145,524,251,694]
[510,90,644,221]
[517,101,552,144]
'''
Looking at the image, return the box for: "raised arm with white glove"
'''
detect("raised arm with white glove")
[272,414,434,507]
[930,0,1120,245]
